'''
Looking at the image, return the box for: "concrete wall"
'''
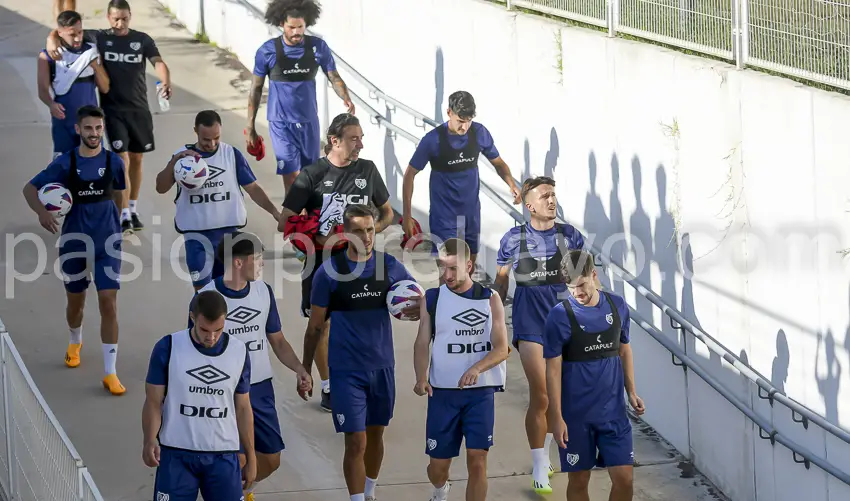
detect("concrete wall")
[157,0,850,499]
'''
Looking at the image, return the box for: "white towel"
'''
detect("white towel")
[52,42,99,97]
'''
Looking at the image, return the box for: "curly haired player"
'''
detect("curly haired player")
[246,0,354,196]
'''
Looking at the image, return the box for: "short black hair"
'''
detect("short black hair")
[57,10,82,27]
[76,105,105,125]
[107,0,131,12]
[216,231,264,263]
[521,176,556,202]
[191,290,228,321]
[343,204,377,230]
[448,91,476,120]
[194,110,221,129]
[326,113,360,146]
[265,0,321,27]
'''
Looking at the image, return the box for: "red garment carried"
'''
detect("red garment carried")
[284,209,347,254]
[245,132,265,161]
[400,216,425,251]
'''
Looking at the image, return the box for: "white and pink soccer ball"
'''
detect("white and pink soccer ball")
[386,279,425,321]
[174,155,209,190]
[38,183,73,217]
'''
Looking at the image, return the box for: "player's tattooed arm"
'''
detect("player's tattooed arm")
[327,70,355,114]
[246,75,265,132]
[493,265,511,305]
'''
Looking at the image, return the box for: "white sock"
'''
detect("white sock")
[365,477,377,498]
[350,494,365,501]
[129,200,138,214]
[69,327,82,345]
[102,344,117,375]
[531,448,549,484]
[121,208,131,222]
[432,481,449,500]
[321,379,330,393]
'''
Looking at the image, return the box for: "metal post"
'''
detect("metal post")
[740,0,749,69]
[2,336,16,499]
[199,0,206,39]
[506,0,513,10]
[607,0,618,37]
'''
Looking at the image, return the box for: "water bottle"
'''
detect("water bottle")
[156,81,170,112]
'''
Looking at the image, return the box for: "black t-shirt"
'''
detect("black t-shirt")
[283,158,390,236]
[83,28,160,111]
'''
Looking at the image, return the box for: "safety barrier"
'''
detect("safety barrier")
[0,321,104,501]
[503,0,850,91]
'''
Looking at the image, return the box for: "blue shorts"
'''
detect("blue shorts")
[153,447,243,501]
[59,243,121,294]
[269,120,321,175]
[330,367,396,433]
[512,332,544,350]
[559,417,634,472]
[429,213,480,255]
[426,388,495,459]
[183,231,226,288]
[51,118,80,156]
[248,380,284,455]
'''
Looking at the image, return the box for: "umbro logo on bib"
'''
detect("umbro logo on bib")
[227,306,261,325]
[186,364,230,385]
[451,308,489,328]
[206,164,226,181]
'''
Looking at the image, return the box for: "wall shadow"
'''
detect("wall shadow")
[542,127,564,222]
[607,154,625,297]
[629,156,653,322]
[583,151,611,290]
[654,165,679,342]
[434,46,444,123]
[816,329,841,424]
[522,138,530,220]
[772,329,790,394]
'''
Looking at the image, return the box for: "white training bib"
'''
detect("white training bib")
[198,280,274,384]
[430,284,507,390]
[158,329,246,452]
[52,43,98,96]
[173,142,248,233]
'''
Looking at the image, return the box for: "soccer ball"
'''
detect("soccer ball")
[38,183,73,217]
[174,155,209,190]
[386,279,425,320]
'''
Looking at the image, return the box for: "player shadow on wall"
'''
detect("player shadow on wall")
[629,156,653,324]
[816,329,842,425]
[434,46,444,123]
[542,127,564,223]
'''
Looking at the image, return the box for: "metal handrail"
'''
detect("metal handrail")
[228,0,850,453]
[629,309,850,485]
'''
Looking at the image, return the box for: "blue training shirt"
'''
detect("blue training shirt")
[497,223,585,337]
[543,293,630,423]
[182,144,257,244]
[311,252,414,372]
[409,122,499,220]
[253,36,336,124]
[425,284,498,396]
[30,148,125,251]
[43,47,98,128]
[145,331,251,393]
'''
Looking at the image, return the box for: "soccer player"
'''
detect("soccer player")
[142,290,257,500]
[193,231,312,501]
[302,204,420,501]
[402,90,520,273]
[277,113,394,412]
[493,176,585,494]
[52,0,76,20]
[47,0,173,234]
[22,105,128,395]
[413,238,510,501]
[544,249,646,501]
[247,0,354,195]
[155,110,280,290]
[38,10,110,159]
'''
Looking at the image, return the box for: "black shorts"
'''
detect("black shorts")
[103,108,155,154]
[300,247,346,318]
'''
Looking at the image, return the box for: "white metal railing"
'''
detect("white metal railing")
[0,323,104,501]
[507,0,850,90]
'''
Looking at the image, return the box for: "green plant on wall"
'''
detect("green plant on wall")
[554,28,563,85]
[660,118,683,249]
